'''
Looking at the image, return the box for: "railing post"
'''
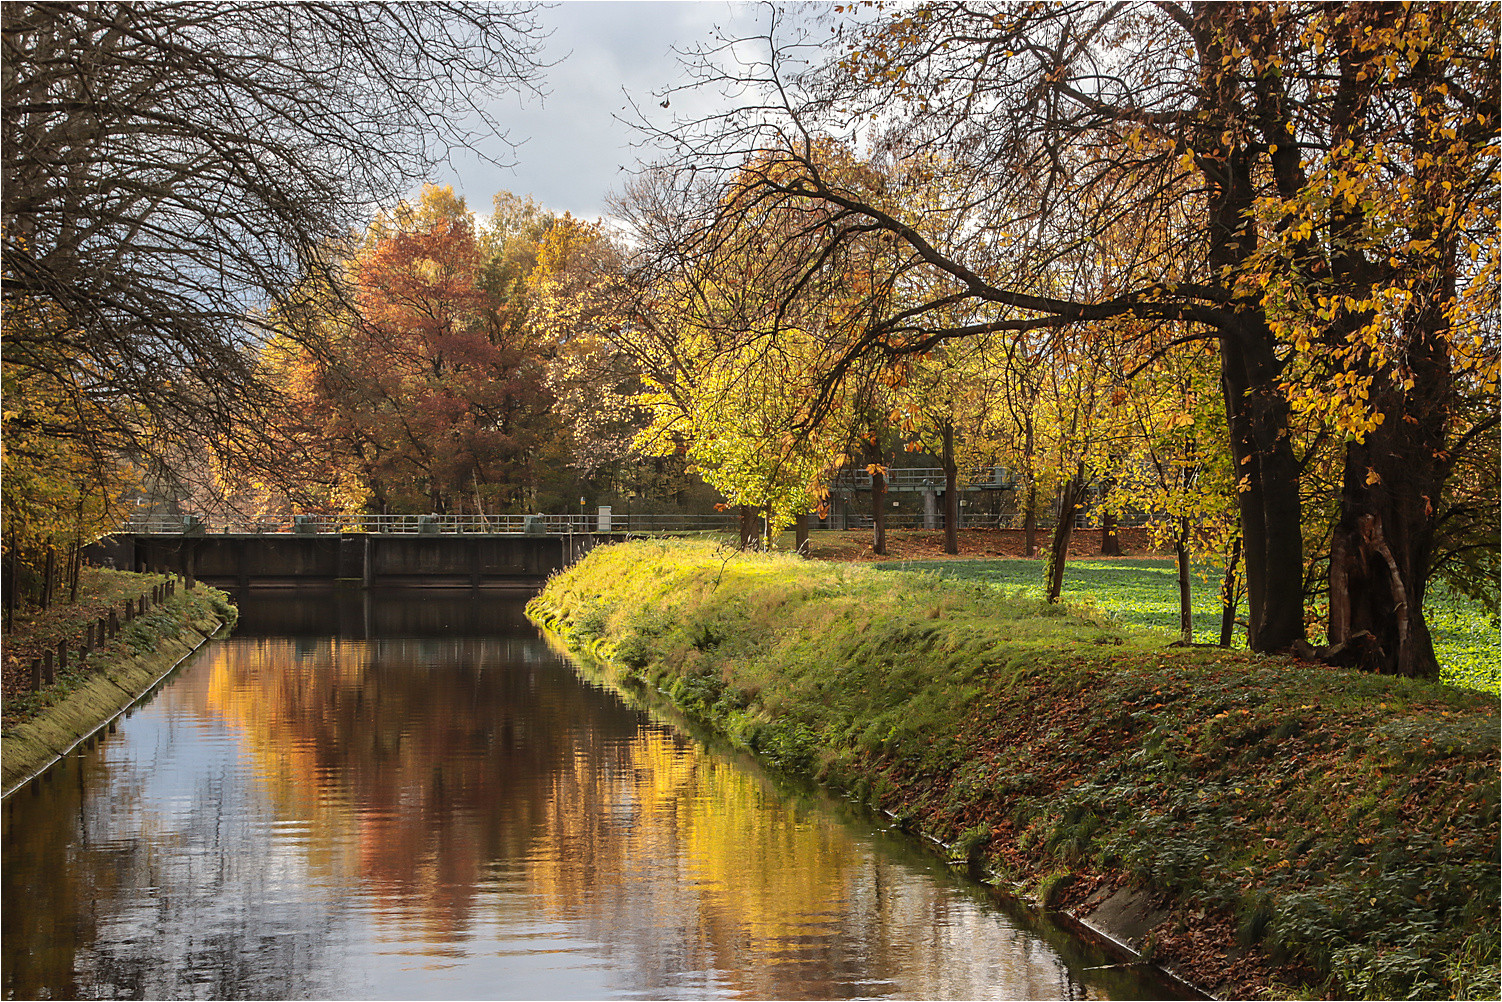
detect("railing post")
[42,649,54,685]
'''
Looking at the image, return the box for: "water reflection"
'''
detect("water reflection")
[4,595,1175,1000]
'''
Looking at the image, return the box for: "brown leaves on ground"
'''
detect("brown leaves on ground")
[807,526,1162,562]
[2,568,167,702]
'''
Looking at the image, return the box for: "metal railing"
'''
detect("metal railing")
[826,466,1016,491]
[120,502,1148,536]
[121,512,751,535]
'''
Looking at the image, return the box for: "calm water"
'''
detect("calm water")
[3,592,1180,1000]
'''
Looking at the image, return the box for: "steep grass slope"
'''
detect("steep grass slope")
[530,540,1498,1000]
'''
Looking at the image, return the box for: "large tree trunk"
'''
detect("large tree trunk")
[1326,383,1445,678]
[1046,469,1087,603]
[1100,509,1121,556]
[1217,314,1307,654]
[1195,5,1306,654]
[1319,17,1447,680]
[941,420,959,555]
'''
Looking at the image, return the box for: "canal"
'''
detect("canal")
[3,592,1185,1000]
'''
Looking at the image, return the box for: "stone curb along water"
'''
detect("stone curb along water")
[524,594,1216,1001]
[2,596,233,799]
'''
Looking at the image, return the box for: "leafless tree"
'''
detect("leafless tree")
[2,1,549,502]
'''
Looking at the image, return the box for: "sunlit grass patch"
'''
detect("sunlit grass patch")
[531,539,1500,999]
[879,557,1500,694]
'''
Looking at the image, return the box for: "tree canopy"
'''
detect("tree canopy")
[625,0,1498,676]
[2,2,548,556]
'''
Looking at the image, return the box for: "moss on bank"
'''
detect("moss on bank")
[2,579,235,795]
[528,540,1499,1001]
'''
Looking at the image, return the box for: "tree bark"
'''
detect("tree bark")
[1099,458,1122,556]
[1194,4,1306,654]
[1046,469,1087,603]
[738,505,755,550]
[1219,535,1241,648]
[1175,519,1193,643]
[1022,418,1037,557]
[41,544,55,610]
[1023,480,1037,558]
[1327,420,1444,678]
[941,420,959,555]
[865,436,888,556]
[1100,509,1121,556]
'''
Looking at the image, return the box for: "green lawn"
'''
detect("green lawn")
[875,557,1499,694]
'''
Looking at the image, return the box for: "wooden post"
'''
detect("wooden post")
[30,658,41,691]
[57,639,68,674]
[42,648,54,685]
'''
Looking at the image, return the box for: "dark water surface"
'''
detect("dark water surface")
[4,592,1181,1000]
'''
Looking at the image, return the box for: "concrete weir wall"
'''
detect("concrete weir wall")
[90,532,602,590]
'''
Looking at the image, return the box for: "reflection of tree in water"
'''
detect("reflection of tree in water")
[2,723,345,1000]
[529,728,1094,1000]
[204,636,645,937]
[6,632,1123,1000]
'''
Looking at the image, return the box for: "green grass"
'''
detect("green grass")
[530,540,1500,1000]
[875,557,1500,694]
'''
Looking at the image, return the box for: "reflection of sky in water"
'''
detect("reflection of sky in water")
[4,624,1171,1001]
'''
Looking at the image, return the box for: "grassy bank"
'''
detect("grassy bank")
[876,557,1501,694]
[2,570,236,794]
[529,540,1499,1000]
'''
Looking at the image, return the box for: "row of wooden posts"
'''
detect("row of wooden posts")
[23,574,195,694]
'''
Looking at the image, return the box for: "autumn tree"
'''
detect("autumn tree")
[261,187,558,516]
[2,2,547,544]
[640,1,1498,676]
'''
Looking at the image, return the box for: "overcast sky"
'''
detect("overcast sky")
[433,1,770,222]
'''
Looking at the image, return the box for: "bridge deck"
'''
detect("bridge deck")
[87,532,603,590]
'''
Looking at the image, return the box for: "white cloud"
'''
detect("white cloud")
[433,1,771,221]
